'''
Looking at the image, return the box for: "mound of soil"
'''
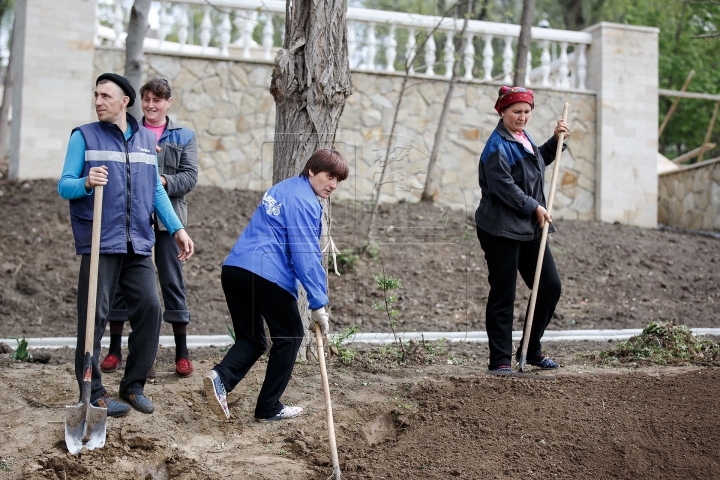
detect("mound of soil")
[1,179,719,479]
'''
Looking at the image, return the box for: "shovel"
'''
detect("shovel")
[65,185,107,455]
[314,323,342,480]
[516,103,570,376]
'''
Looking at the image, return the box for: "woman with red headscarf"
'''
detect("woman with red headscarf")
[476,86,570,373]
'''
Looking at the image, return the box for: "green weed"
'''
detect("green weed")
[330,248,360,273]
[329,325,360,365]
[11,336,32,362]
[595,322,720,365]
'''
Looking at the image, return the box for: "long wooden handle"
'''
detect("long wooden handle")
[518,104,568,371]
[84,185,103,357]
[315,323,341,480]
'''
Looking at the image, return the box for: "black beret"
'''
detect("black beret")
[96,73,136,108]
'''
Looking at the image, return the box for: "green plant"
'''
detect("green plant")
[219,322,236,352]
[363,242,379,260]
[11,336,32,362]
[329,325,360,365]
[330,248,360,273]
[0,458,10,471]
[596,322,720,365]
[372,265,404,357]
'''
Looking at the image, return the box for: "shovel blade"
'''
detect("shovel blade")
[65,404,87,455]
[64,403,107,454]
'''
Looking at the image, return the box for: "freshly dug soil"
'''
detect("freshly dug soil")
[1,179,719,479]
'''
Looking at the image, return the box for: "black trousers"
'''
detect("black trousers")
[213,266,304,419]
[75,247,162,402]
[109,231,190,324]
[477,227,562,369]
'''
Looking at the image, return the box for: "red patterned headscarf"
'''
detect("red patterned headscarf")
[494,86,534,114]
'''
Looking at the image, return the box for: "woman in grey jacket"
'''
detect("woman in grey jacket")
[476,86,569,373]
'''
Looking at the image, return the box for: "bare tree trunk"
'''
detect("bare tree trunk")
[124,0,152,119]
[421,0,474,202]
[513,0,535,87]
[270,0,352,360]
[0,11,16,161]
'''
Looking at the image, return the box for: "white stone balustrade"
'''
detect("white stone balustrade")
[97,0,592,91]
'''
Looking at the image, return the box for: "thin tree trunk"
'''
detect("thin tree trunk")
[270,0,352,360]
[421,0,474,202]
[0,11,16,161]
[368,2,457,239]
[513,0,535,87]
[124,0,152,119]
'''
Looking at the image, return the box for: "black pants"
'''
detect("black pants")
[75,247,162,402]
[213,266,304,419]
[109,231,190,324]
[477,227,562,369]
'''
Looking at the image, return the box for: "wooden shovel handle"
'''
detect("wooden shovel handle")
[84,185,103,357]
[315,323,341,479]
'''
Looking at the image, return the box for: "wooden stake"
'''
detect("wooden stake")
[698,100,720,163]
[658,70,694,137]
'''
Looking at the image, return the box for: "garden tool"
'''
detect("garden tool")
[315,323,342,479]
[65,185,107,454]
[517,103,570,377]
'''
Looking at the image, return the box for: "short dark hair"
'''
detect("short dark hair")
[139,78,172,100]
[300,149,349,181]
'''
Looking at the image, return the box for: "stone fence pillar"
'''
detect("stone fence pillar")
[9,0,96,179]
[585,22,659,228]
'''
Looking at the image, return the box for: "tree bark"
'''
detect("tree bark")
[421,0,474,202]
[124,0,152,119]
[513,0,535,87]
[557,0,585,31]
[0,11,16,161]
[270,0,352,360]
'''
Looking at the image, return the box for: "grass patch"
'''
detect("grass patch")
[592,322,720,366]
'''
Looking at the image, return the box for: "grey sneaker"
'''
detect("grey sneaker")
[256,405,303,422]
[203,370,230,420]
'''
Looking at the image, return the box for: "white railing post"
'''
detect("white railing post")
[525,50,532,86]
[94,0,101,46]
[347,21,356,68]
[366,22,377,70]
[502,35,513,84]
[576,43,587,90]
[462,32,475,80]
[199,6,211,54]
[178,4,189,50]
[540,40,551,87]
[557,41,569,88]
[443,30,455,78]
[219,10,231,56]
[424,29,436,76]
[406,28,416,75]
[262,14,275,61]
[385,24,397,72]
[482,34,493,81]
[157,1,169,49]
[113,0,124,47]
[243,11,258,58]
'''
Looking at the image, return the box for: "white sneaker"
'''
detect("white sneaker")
[255,405,303,422]
[203,370,230,420]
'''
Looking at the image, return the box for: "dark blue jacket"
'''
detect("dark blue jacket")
[69,115,158,255]
[476,120,564,240]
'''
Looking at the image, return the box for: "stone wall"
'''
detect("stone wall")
[96,47,597,220]
[658,158,720,232]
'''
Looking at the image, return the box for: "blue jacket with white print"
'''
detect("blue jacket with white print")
[224,175,329,310]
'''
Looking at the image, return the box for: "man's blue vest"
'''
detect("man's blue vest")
[69,114,158,256]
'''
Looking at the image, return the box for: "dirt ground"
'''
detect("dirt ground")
[1,179,720,479]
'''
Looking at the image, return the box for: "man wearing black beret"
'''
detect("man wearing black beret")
[58,73,195,417]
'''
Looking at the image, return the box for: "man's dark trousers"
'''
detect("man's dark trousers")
[74,245,162,402]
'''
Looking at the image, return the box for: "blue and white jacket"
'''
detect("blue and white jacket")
[476,120,565,241]
[59,114,182,256]
[224,175,329,310]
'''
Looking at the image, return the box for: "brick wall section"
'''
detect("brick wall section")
[658,158,720,232]
[95,48,597,220]
[586,22,659,228]
[9,0,95,179]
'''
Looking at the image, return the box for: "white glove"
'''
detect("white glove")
[310,307,330,336]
